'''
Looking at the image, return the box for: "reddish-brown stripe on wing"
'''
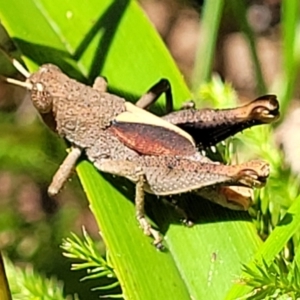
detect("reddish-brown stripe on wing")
[109,121,196,156]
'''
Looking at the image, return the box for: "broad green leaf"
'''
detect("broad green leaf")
[0,1,264,299]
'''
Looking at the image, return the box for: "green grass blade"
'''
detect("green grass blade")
[228,0,267,94]
[192,0,224,91]
[278,0,300,116]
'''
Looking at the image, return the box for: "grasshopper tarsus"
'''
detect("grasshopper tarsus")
[136,214,164,249]
[154,241,165,251]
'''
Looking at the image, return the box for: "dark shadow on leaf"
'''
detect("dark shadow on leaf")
[98,169,252,237]
[277,212,293,226]
[11,39,146,102]
[13,0,130,85]
[12,38,87,83]
[151,192,251,235]
[73,0,130,83]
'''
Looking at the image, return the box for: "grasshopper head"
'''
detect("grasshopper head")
[2,59,63,131]
[3,57,62,115]
[28,64,63,114]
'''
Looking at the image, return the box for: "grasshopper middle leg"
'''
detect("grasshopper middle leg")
[95,159,163,247]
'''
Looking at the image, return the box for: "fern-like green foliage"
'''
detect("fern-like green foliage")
[239,258,300,300]
[4,257,76,300]
[61,229,121,298]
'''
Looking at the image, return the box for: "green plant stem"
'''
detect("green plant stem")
[228,0,267,94]
[279,0,300,117]
[192,0,224,91]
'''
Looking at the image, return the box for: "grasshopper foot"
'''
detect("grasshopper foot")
[236,160,270,188]
[247,95,280,123]
[137,216,164,249]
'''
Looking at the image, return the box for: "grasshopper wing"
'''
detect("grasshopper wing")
[110,103,197,156]
[109,121,196,156]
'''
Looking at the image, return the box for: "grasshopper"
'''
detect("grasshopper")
[2,52,279,247]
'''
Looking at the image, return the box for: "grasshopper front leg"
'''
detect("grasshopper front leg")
[48,146,82,196]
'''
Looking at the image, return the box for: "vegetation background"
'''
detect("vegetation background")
[0,0,300,299]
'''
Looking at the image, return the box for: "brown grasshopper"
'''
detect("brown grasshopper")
[2,53,279,247]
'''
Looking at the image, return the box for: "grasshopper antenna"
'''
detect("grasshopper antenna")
[0,47,32,90]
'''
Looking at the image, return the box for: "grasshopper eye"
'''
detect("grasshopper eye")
[31,82,53,113]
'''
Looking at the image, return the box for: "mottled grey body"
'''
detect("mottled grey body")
[13,63,276,246]
[28,64,233,197]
